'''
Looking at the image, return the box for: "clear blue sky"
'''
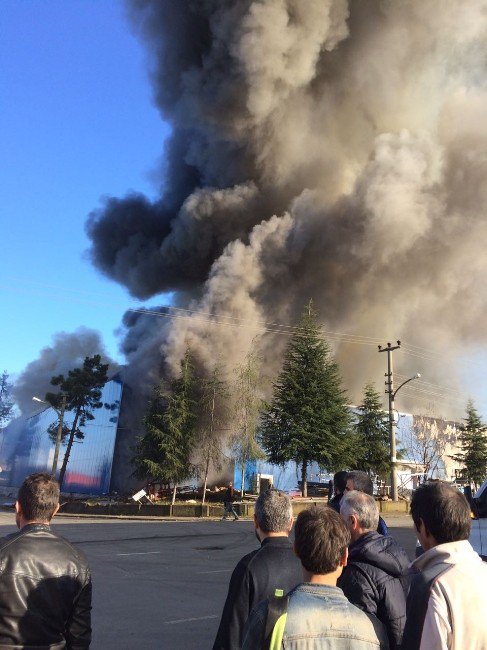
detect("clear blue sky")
[0,0,169,378]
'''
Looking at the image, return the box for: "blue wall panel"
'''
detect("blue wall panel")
[0,379,123,495]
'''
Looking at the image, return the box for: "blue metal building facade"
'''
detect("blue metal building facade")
[0,378,123,495]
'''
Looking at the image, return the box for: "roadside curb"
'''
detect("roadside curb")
[54,512,250,522]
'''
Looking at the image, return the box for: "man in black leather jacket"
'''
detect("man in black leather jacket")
[213,488,302,650]
[338,490,410,649]
[0,472,92,649]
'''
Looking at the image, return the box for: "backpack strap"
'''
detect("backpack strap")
[401,562,451,650]
[263,589,289,650]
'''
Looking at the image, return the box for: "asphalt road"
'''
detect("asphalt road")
[0,512,417,650]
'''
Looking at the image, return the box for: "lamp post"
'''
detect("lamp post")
[32,394,67,477]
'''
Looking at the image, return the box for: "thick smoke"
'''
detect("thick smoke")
[13,329,118,415]
[88,0,487,417]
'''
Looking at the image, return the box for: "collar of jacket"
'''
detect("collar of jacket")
[411,539,478,571]
[20,523,51,533]
[261,535,292,548]
[291,583,346,598]
[349,530,379,553]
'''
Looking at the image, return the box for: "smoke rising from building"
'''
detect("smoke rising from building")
[13,329,118,415]
[85,1,487,416]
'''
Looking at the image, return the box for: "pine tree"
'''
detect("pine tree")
[0,371,14,428]
[260,303,351,497]
[46,355,109,489]
[352,383,390,478]
[133,349,196,505]
[451,400,487,489]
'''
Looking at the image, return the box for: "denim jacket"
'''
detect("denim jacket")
[242,583,389,650]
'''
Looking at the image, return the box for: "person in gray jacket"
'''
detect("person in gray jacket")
[242,506,389,649]
[0,472,91,649]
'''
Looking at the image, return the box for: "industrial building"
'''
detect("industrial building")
[0,379,462,497]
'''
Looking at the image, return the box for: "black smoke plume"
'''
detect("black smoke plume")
[87,0,487,417]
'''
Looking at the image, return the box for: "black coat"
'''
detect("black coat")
[213,536,302,650]
[0,523,91,649]
[338,531,410,649]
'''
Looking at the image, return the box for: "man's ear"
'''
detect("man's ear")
[14,501,21,516]
[419,519,431,539]
[51,503,60,519]
[340,547,348,568]
[288,516,294,533]
[253,514,259,530]
[349,514,359,532]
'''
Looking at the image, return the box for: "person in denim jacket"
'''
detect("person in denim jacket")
[242,506,389,649]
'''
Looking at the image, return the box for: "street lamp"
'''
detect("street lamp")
[32,394,67,477]
[388,373,421,501]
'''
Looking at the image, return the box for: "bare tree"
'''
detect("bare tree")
[403,412,457,479]
[196,362,229,505]
[231,349,264,498]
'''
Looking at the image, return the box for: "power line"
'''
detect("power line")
[3,278,487,379]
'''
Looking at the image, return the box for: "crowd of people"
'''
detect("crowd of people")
[214,471,487,650]
[0,471,485,649]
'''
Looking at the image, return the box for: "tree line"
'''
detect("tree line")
[2,303,486,495]
[132,303,487,497]
[133,304,398,498]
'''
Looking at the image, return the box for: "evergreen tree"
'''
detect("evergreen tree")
[133,349,196,505]
[232,349,264,497]
[260,303,351,497]
[46,355,109,489]
[352,383,390,477]
[0,371,14,428]
[451,400,487,489]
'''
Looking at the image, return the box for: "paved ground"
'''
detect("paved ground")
[0,512,417,650]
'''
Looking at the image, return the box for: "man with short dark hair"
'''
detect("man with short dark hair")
[402,481,487,650]
[213,489,302,649]
[339,491,409,649]
[329,470,348,512]
[242,506,389,649]
[0,472,92,649]
[346,470,389,535]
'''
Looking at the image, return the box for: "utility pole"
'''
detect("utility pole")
[378,341,401,501]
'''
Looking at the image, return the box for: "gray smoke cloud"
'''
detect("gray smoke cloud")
[13,329,119,415]
[87,0,487,418]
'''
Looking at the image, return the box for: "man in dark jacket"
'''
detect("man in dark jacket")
[0,472,91,648]
[328,470,348,513]
[338,490,409,649]
[221,481,239,520]
[213,488,302,649]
